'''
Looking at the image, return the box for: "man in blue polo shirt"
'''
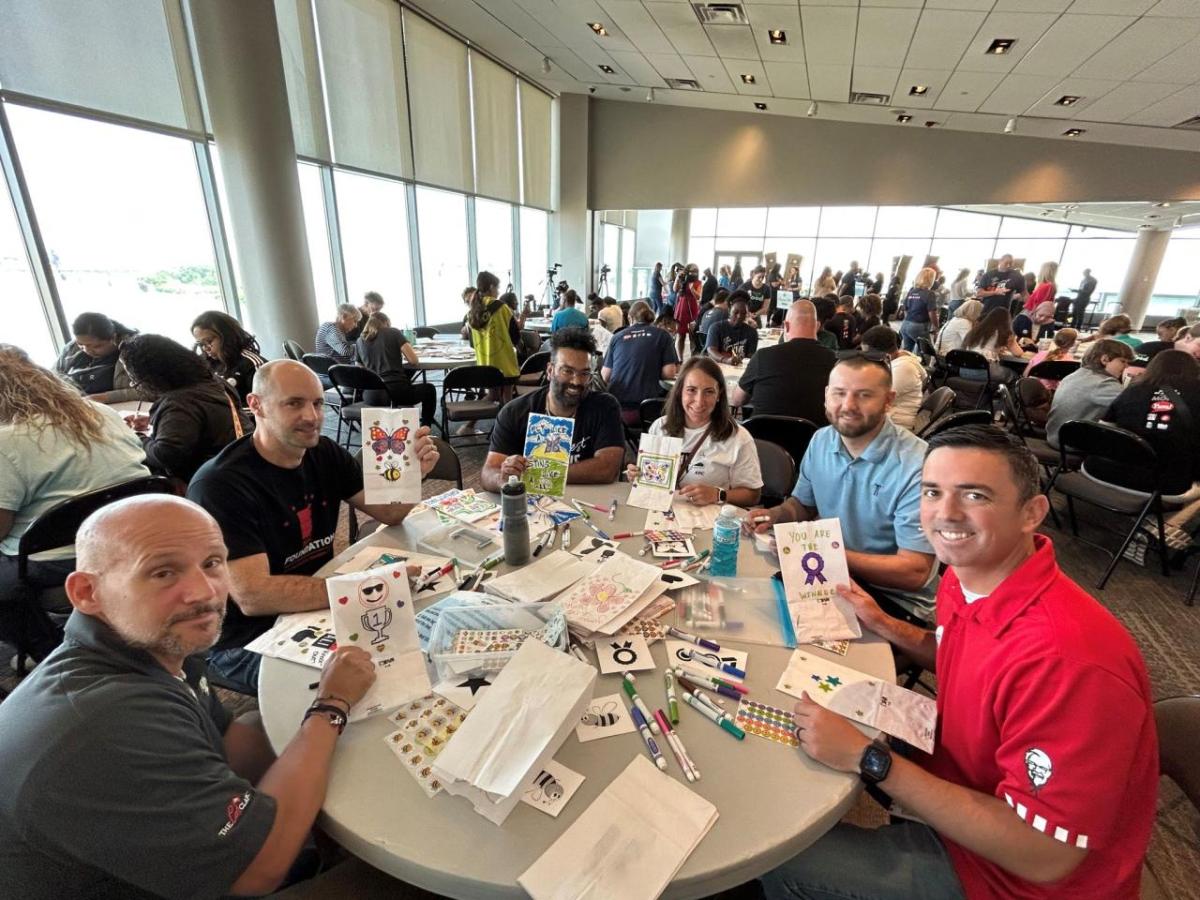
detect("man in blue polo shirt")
[745,355,937,623]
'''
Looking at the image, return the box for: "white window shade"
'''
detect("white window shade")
[471,53,519,203]
[520,82,553,211]
[405,13,473,193]
[315,0,412,179]
[0,0,203,133]
[274,0,330,161]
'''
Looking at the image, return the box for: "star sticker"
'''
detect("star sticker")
[825,676,842,687]
[817,682,833,693]
[810,674,822,683]
[457,675,492,696]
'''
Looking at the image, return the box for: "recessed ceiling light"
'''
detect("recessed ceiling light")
[807,101,818,117]
[924,120,938,128]
[909,85,928,96]
[1055,95,1082,107]
[768,29,787,45]
[986,38,1016,55]
[588,22,607,36]
[1063,128,1086,137]
[741,73,756,85]
[754,102,768,111]
[598,64,615,74]
[896,113,912,123]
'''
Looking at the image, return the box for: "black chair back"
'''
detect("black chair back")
[945,349,990,373]
[17,476,176,579]
[1057,420,1168,494]
[913,386,955,438]
[328,364,387,400]
[922,409,992,440]
[302,353,335,376]
[414,326,438,339]
[283,340,305,361]
[519,351,551,379]
[742,415,819,468]
[443,364,507,393]
[753,438,798,506]
[1026,359,1080,382]
[640,398,666,431]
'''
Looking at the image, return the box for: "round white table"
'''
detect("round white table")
[260,484,894,899]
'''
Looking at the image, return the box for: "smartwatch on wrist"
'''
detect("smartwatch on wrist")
[858,739,892,785]
[717,488,727,504]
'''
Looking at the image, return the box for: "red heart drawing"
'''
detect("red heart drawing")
[392,570,403,578]
[337,596,349,605]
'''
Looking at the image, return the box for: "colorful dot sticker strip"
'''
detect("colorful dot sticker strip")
[736,699,800,748]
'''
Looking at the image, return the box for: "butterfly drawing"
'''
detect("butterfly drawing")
[370,425,410,459]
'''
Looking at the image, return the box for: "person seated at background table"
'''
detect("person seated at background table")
[859,326,926,432]
[551,289,589,332]
[935,298,982,354]
[1045,339,1134,449]
[0,494,380,899]
[1175,322,1200,361]
[482,328,624,492]
[601,300,679,426]
[354,312,437,427]
[361,289,384,316]
[1025,327,1078,391]
[763,425,1156,900]
[960,308,1031,384]
[654,310,679,338]
[706,297,759,365]
[734,300,834,425]
[0,346,149,663]
[120,334,251,485]
[54,312,142,403]
[811,296,840,352]
[187,360,439,692]
[632,356,762,508]
[854,293,882,334]
[1099,350,1200,564]
[597,296,624,333]
[1080,313,1141,350]
[192,310,267,406]
[1134,317,1187,362]
[698,289,730,343]
[745,356,938,625]
[314,303,366,365]
[825,295,859,350]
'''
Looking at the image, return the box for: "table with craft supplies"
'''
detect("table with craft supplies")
[258,483,896,899]
[411,339,479,371]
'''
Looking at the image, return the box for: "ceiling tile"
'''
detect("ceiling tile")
[924,0,996,9]
[682,54,735,92]
[723,59,773,95]
[763,61,811,99]
[747,5,805,63]
[1124,83,1200,126]
[1146,0,1200,16]
[1066,0,1157,13]
[645,3,716,57]
[606,50,669,86]
[1133,34,1200,83]
[599,1,673,57]
[801,6,858,66]
[643,52,695,80]
[976,73,1059,113]
[993,0,1070,11]
[851,66,902,98]
[956,12,1059,73]
[1022,77,1122,117]
[894,69,953,108]
[1073,17,1200,81]
[807,64,853,101]
[1076,81,1185,122]
[903,9,988,71]
[935,70,1007,111]
[1013,15,1136,78]
[855,8,922,68]
[704,24,760,60]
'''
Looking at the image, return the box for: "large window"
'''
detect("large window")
[0,173,57,366]
[9,104,222,346]
[1152,233,1200,317]
[518,206,548,303]
[334,170,415,327]
[474,198,514,291]
[416,186,469,325]
[296,163,338,322]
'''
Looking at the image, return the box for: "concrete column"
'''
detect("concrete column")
[669,209,690,265]
[188,0,318,358]
[1119,228,1172,329]
[554,93,590,296]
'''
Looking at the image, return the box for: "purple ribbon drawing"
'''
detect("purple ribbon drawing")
[801,551,826,585]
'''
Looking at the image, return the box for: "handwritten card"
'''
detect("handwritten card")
[628,433,683,512]
[522,413,574,497]
[775,519,862,642]
[362,407,422,504]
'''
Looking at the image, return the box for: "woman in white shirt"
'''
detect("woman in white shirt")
[860,325,927,431]
[628,357,762,507]
[935,299,982,354]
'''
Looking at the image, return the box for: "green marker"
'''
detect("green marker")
[622,673,660,734]
[665,670,679,725]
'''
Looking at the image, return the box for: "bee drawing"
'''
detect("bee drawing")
[527,769,564,804]
[580,700,620,727]
[379,460,404,482]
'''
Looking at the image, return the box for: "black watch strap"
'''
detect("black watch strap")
[718,488,727,504]
[859,739,892,785]
[304,702,348,735]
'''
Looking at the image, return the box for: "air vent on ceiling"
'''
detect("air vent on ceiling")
[665,78,702,91]
[692,3,748,26]
[850,91,891,105]
[1173,115,1200,131]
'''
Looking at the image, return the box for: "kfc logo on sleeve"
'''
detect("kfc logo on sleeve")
[1024,748,1052,793]
[218,791,253,837]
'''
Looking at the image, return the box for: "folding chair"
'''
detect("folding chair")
[1025,359,1080,383]
[640,398,666,432]
[742,415,819,469]
[302,352,336,393]
[920,409,992,440]
[943,349,996,411]
[912,387,955,438]
[327,365,391,449]
[752,438,798,507]
[515,351,550,397]
[282,339,305,361]
[440,365,505,445]
[414,327,438,339]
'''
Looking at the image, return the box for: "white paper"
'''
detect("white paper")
[664,639,748,674]
[361,407,422,504]
[645,503,721,534]
[519,760,585,817]
[554,555,662,635]
[334,547,457,598]
[243,610,338,669]
[326,561,430,721]
[483,550,592,604]
[628,433,684,512]
[518,756,718,900]
[575,693,637,742]
[432,640,596,825]
[569,535,621,562]
[595,634,656,674]
[775,650,937,753]
[775,519,863,642]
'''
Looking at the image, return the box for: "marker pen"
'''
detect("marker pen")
[622,673,660,734]
[630,705,667,770]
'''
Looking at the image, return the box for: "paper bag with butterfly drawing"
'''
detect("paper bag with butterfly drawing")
[363,407,423,505]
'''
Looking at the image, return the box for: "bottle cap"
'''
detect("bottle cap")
[720,504,739,518]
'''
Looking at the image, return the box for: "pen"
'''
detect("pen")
[579,515,611,541]
[674,665,747,697]
[681,689,746,740]
[630,704,667,770]
[668,626,721,653]
[608,499,618,521]
[561,526,570,551]
[570,500,592,519]
[611,530,644,540]
[693,687,728,711]
[532,530,554,557]
[660,559,682,569]
[570,498,608,514]
[683,549,711,571]
[686,651,747,680]
[677,672,742,701]
[413,558,456,592]
[622,673,660,734]
[568,642,589,664]
[665,670,679,724]
[654,709,697,782]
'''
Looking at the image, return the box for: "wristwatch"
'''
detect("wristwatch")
[858,739,892,785]
[717,488,727,504]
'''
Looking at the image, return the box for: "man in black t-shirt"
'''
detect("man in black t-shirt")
[738,267,776,317]
[602,300,680,425]
[187,360,440,691]
[483,328,625,491]
[733,300,835,422]
[824,296,859,350]
[706,298,759,363]
[978,254,1026,317]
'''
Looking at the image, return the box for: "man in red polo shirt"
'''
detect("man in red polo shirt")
[762,425,1156,899]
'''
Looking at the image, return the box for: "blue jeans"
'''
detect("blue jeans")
[207,646,262,694]
[761,821,965,900]
[899,321,930,352]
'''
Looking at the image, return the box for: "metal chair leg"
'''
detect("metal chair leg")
[1155,503,1170,578]
[1187,557,1199,607]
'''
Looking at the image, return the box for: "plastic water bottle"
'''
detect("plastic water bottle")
[709,504,741,577]
[501,476,530,566]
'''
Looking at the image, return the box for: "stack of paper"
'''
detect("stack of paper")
[482,550,591,604]
[552,553,664,644]
[519,755,718,900]
[774,519,862,643]
[432,640,595,825]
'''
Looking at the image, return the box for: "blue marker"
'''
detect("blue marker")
[629,704,668,771]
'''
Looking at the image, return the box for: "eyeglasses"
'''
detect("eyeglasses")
[553,365,591,382]
[196,338,217,349]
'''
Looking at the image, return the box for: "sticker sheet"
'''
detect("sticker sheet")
[809,638,851,656]
[327,561,430,721]
[774,519,863,642]
[519,760,585,818]
[736,699,800,748]
[554,555,662,634]
[244,610,337,668]
[595,634,656,675]
[775,651,937,753]
[362,407,423,504]
[450,628,536,654]
[627,433,683,512]
[575,692,637,742]
[617,614,669,643]
[522,413,575,497]
[384,693,469,797]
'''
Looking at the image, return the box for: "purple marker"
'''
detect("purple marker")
[629,704,667,770]
[668,626,721,653]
